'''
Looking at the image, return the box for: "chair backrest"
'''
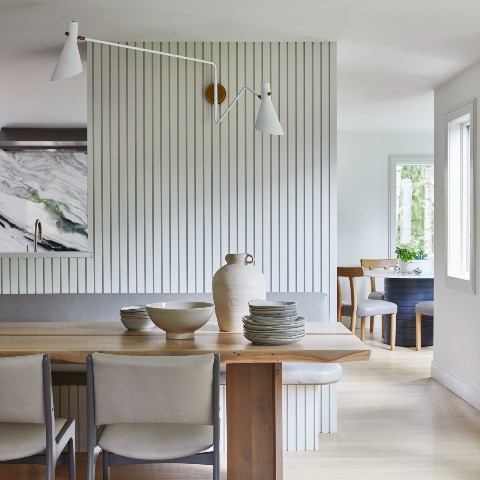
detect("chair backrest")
[0,354,47,424]
[89,353,216,426]
[360,258,398,292]
[337,267,364,321]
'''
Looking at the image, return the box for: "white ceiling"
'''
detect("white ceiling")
[2,0,480,134]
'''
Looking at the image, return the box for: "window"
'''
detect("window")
[389,155,434,257]
[446,100,475,292]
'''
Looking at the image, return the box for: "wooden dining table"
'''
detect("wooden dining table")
[0,321,370,480]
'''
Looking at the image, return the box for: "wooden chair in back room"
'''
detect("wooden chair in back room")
[337,266,398,350]
[360,258,398,335]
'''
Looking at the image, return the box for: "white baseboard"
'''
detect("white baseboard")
[431,361,480,411]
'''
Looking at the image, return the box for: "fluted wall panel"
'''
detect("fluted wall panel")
[0,42,336,314]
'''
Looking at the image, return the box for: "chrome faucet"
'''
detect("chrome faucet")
[34,219,42,252]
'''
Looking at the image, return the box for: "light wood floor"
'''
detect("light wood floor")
[2,328,480,479]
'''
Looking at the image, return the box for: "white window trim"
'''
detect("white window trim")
[388,154,434,258]
[445,99,476,294]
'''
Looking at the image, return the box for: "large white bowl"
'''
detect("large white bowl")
[146,301,214,339]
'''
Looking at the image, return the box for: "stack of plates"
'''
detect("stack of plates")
[243,300,305,345]
[120,305,155,331]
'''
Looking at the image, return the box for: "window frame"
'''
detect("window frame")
[445,99,476,293]
[388,154,434,258]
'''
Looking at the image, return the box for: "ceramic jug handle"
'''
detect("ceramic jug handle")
[245,254,254,264]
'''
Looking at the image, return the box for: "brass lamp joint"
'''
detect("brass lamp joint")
[64,32,85,41]
[258,92,272,99]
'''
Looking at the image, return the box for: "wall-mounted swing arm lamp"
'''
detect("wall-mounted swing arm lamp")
[51,21,284,135]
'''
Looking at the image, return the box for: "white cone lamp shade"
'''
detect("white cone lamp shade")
[255,83,284,135]
[51,21,83,81]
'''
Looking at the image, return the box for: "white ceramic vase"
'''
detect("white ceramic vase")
[212,253,266,332]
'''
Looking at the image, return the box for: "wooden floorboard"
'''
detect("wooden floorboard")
[2,327,480,479]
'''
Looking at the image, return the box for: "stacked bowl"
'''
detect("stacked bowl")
[243,300,305,345]
[120,305,155,331]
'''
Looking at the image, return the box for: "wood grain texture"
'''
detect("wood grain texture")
[0,321,351,336]
[0,322,370,365]
[226,363,283,480]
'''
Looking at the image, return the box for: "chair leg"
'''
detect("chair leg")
[103,450,110,480]
[350,314,357,333]
[86,448,97,480]
[46,463,55,480]
[46,449,55,480]
[381,315,384,339]
[390,313,396,351]
[68,437,76,480]
[416,313,422,351]
[213,448,220,480]
[370,316,374,332]
[360,317,366,342]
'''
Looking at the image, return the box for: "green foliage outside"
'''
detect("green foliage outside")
[396,165,434,255]
[395,245,427,262]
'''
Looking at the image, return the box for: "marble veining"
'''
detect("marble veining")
[0,149,88,252]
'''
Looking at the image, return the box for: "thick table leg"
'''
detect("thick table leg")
[226,363,283,480]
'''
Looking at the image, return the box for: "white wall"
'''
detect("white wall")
[0,49,87,127]
[337,133,433,300]
[432,63,480,409]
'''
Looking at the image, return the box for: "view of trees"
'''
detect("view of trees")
[396,164,434,255]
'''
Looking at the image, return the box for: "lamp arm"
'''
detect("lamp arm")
[82,37,217,72]
[215,86,259,124]
[71,34,261,125]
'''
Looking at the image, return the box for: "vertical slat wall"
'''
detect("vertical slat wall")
[0,42,336,304]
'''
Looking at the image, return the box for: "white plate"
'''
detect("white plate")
[243,319,305,329]
[250,309,297,313]
[244,334,305,346]
[250,312,298,316]
[249,308,298,315]
[249,314,298,322]
[243,322,305,331]
[249,300,297,308]
[243,315,305,326]
[242,317,305,328]
[244,330,305,338]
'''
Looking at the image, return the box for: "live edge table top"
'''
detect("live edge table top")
[0,321,371,365]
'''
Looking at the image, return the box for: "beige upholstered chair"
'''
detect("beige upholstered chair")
[337,266,398,350]
[415,300,434,351]
[86,353,220,480]
[0,354,76,480]
[360,258,398,335]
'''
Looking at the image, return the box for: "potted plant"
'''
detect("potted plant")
[395,245,418,273]
[413,249,433,274]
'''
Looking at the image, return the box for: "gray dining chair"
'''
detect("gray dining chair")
[415,300,434,351]
[0,354,76,480]
[86,353,220,480]
[360,258,399,335]
[337,266,398,350]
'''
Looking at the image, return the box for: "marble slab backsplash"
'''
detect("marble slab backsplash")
[0,149,88,252]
